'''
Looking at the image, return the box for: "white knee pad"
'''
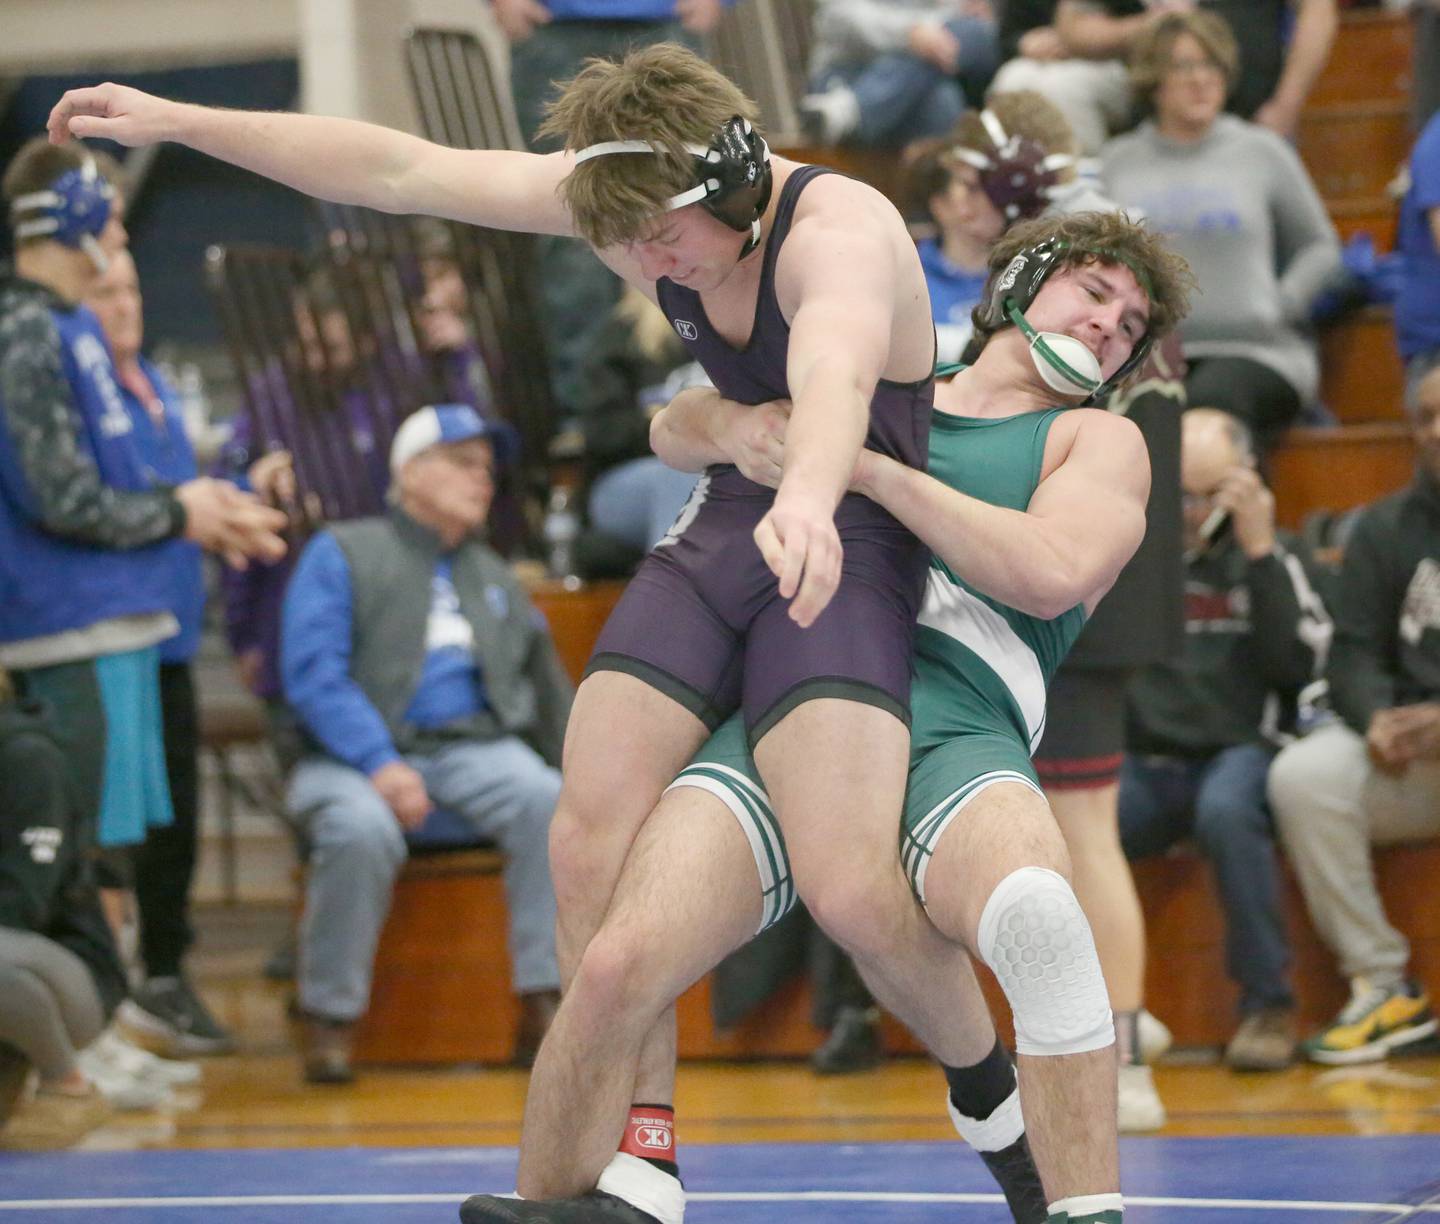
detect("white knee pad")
[977,866,1114,1057]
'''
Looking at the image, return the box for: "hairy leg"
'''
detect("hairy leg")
[924,783,1119,1200]
[754,700,995,1068]
[546,672,708,988]
[515,786,760,1198]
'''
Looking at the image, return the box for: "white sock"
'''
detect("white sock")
[596,1152,685,1224]
[1048,1192,1124,1218]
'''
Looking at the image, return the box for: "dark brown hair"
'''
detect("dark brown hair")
[972,211,1195,350]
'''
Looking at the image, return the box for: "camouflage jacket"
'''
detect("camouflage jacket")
[0,267,181,549]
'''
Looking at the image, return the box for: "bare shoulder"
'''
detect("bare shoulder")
[787,167,909,239]
[774,168,914,294]
[1042,407,1146,479]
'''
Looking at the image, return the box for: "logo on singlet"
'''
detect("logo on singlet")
[674,319,698,341]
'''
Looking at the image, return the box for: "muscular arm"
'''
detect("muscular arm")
[856,411,1150,619]
[777,216,896,514]
[48,84,575,236]
[649,386,734,472]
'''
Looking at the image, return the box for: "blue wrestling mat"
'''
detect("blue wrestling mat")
[1,1137,1439,1221]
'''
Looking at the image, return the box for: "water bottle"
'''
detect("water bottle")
[543,486,580,584]
[176,362,210,445]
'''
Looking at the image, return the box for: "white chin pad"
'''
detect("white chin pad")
[1029,331,1101,395]
[977,867,1114,1056]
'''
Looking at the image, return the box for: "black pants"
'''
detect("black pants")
[133,662,200,979]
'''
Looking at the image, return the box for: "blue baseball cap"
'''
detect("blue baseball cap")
[389,404,519,475]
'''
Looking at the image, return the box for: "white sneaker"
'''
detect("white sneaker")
[76,1041,174,1111]
[93,1029,202,1088]
[1137,1009,1174,1064]
[1117,1063,1166,1132]
[798,87,860,145]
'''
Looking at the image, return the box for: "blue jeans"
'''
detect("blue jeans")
[1118,744,1294,1014]
[588,457,700,552]
[816,16,998,146]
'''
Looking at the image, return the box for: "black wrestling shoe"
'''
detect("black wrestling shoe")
[980,1133,1049,1224]
[459,1191,661,1224]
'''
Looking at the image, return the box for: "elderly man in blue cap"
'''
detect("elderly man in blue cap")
[280,404,570,1083]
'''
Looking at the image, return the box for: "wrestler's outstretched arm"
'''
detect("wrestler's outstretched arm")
[47,83,574,237]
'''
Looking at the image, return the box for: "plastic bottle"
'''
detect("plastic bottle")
[542,486,580,584]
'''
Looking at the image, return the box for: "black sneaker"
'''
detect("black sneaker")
[459,1191,660,1223]
[121,976,236,1056]
[811,1005,882,1075]
[979,1133,1049,1224]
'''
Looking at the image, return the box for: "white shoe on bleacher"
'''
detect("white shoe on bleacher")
[1117,1063,1166,1132]
[1137,1009,1174,1064]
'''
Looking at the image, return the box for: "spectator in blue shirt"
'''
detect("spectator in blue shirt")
[281,404,568,1084]
[1396,111,1440,394]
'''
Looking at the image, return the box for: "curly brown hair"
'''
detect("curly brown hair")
[971,210,1195,352]
[1129,10,1239,115]
[539,43,762,250]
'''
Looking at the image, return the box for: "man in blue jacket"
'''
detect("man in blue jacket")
[281,404,568,1083]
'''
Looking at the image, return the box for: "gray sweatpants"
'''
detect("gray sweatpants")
[285,737,561,1022]
[1267,719,1440,984]
[0,929,105,1080]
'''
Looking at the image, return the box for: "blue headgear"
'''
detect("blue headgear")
[9,153,115,268]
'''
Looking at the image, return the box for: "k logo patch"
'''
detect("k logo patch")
[674,319,699,341]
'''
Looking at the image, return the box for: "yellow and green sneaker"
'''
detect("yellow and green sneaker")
[1302,978,1438,1066]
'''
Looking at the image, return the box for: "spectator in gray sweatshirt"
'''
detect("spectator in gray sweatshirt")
[1101,9,1340,448]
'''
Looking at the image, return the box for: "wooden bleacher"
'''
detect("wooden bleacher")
[353,9,1430,1066]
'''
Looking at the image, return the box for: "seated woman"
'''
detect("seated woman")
[0,670,121,1148]
[1101,8,1341,448]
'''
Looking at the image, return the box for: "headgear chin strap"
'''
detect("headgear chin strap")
[572,116,773,258]
[981,239,1153,403]
[948,109,1074,223]
[9,153,115,273]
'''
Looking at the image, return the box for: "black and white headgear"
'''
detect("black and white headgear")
[572,116,773,258]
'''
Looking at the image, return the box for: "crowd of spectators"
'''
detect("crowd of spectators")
[1,0,1437,1154]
